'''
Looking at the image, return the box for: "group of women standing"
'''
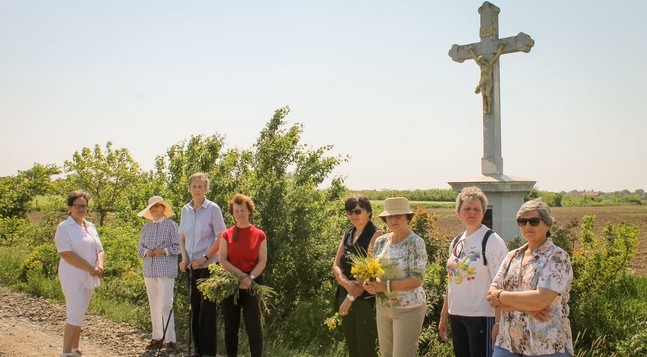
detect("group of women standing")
[333,189,574,357]
[55,172,266,357]
[54,178,573,357]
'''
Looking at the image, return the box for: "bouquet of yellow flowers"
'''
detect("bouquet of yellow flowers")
[349,252,385,281]
[323,313,343,330]
[197,263,277,313]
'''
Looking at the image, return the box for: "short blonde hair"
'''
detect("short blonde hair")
[456,186,488,213]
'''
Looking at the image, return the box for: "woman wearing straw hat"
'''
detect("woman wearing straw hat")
[364,197,427,357]
[137,196,181,353]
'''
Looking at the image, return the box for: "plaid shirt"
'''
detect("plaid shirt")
[138,217,181,278]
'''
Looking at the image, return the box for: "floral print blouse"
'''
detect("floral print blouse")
[374,231,427,309]
[492,238,574,355]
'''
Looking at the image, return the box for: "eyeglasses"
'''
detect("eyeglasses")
[385,214,405,221]
[346,208,365,216]
[517,218,542,227]
[72,204,88,210]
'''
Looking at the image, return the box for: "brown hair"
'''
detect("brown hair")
[228,194,255,216]
[67,190,91,207]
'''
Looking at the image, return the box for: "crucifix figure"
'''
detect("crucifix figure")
[448,1,534,176]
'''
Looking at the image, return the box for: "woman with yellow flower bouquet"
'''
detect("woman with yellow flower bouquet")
[333,195,383,357]
[364,197,427,357]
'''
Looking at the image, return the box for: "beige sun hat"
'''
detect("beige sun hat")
[378,197,413,217]
[137,196,175,220]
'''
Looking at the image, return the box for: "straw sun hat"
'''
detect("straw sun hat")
[137,196,175,220]
[378,197,413,217]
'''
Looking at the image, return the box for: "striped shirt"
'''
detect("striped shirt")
[138,217,181,278]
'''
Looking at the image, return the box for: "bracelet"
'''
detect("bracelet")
[495,289,503,306]
[386,280,392,293]
[493,322,500,326]
[346,294,356,302]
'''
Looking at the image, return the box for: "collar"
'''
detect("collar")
[152,216,166,224]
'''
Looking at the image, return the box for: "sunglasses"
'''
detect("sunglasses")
[346,208,365,216]
[517,218,542,227]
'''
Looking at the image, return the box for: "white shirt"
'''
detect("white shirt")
[446,224,508,316]
[55,216,103,292]
[179,198,227,266]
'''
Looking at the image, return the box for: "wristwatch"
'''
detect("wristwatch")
[202,254,209,260]
[249,273,255,280]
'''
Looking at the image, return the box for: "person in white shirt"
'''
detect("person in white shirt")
[56,190,104,357]
[179,173,227,357]
[439,187,508,357]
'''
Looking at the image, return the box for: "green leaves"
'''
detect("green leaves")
[63,142,142,225]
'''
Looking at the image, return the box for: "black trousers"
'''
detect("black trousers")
[221,275,263,357]
[188,268,219,356]
[337,287,378,357]
[450,315,494,357]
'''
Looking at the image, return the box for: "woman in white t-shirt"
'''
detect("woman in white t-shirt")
[55,190,105,357]
[438,187,508,357]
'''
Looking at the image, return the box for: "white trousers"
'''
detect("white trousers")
[144,276,176,342]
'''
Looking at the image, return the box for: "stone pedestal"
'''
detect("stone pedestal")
[449,174,535,242]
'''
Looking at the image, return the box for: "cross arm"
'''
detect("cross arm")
[448,32,535,63]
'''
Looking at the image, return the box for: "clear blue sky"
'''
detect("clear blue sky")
[1,1,645,192]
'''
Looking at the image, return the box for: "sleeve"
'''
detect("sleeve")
[138,224,148,258]
[168,221,181,256]
[486,233,509,279]
[537,250,573,295]
[408,237,427,282]
[492,250,515,288]
[55,223,73,253]
[212,205,227,236]
[90,223,103,252]
[178,205,189,236]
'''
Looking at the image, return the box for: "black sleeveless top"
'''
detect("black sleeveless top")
[336,221,379,305]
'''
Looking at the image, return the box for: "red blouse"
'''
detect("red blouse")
[221,225,266,273]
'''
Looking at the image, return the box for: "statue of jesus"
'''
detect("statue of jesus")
[469,42,506,114]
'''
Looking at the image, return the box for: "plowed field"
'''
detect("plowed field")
[431,205,647,275]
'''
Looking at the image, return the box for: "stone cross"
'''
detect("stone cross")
[448,2,534,176]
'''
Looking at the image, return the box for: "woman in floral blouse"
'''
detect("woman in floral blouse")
[364,197,427,357]
[487,198,573,357]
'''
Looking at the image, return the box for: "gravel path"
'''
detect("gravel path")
[0,286,190,357]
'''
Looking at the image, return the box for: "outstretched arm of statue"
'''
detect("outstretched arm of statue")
[468,45,478,61]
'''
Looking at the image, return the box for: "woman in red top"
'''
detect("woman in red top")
[220,194,268,357]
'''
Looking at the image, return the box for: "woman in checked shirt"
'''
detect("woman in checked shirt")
[137,196,181,353]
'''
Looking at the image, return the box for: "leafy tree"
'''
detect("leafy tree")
[63,142,142,225]
[0,163,61,218]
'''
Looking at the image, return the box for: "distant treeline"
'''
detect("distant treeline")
[349,188,646,208]
[352,189,458,202]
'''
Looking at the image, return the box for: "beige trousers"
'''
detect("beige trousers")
[376,303,426,357]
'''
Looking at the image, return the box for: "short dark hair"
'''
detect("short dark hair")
[67,190,91,207]
[344,194,373,218]
[228,194,255,216]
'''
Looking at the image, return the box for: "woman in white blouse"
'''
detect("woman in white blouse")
[55,191,104,357]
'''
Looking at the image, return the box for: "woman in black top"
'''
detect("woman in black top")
[332,194,384,357]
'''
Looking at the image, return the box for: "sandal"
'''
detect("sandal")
[146,339,163,349]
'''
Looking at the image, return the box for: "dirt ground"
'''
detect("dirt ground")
[0,286,191,357]
[431,205,647,275]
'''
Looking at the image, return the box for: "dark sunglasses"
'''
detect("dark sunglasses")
[346,208,365,216]
[517,218,542,227]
